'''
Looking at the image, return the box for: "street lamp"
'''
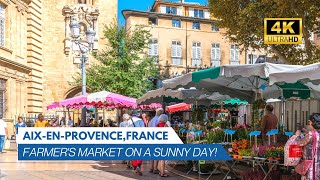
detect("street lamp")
[69,17,96,127]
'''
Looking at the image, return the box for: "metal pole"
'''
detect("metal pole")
[80,53,87,127]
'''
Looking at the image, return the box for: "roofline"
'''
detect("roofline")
[122,9,217,23]
[151,0,208,10]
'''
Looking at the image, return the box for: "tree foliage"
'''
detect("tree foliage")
[208,0,320,64]
[73,22,158,98]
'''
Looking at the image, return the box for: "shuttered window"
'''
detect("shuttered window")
[171,41,182,65]
[148,39,158,62]
[247,54,258,64]
[230,44,239,65]
[192,42,201,66]
[211,43,220,67]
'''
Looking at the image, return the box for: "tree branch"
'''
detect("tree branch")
[270,45,289,64]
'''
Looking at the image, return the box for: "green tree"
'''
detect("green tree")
[73,22,158,98]
[208,0,320,64]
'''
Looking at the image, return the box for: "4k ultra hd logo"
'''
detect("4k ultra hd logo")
[264,18,302,44]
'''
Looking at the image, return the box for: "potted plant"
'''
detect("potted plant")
[253,144,269,162]
[239,149,253,159]
[275,146,284,161]
[266,146,278,160]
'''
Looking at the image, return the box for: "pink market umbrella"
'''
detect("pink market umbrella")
[59,94,88,107]
[140,103,162,110]
[47,102,60,110]
[86,91,137,108]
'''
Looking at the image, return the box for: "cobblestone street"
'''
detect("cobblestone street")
[0,151,188,180]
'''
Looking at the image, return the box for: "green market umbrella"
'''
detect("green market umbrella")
[162,63,304,103]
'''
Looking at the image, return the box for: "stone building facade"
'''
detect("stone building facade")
[123,0,272,79]
[0,0,117,132]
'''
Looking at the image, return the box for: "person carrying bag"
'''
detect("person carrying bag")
[294,114,320,180]
[295,130,317,178]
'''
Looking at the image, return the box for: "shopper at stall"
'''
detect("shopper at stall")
[295,114,320,180]
[261,105,278,143]
[34,114,48,127]
[128,110,145,176]
[157,114,169,177]
[67,117,73,127]
[120,114,131,169]
[149,108,163,174]
[0,118,8,153]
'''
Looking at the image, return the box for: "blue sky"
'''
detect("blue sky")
[118,0,208,25]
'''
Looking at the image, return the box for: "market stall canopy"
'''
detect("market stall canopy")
[137,88,210,105]
[263,82,320,100]
[86,91,137,108]
[269,63,320,85]
[59,94,88,107]
[139,103,162,110]
[47,102,59,110]
[266,99,282,103]
[166,103,192,114]
[162,63,304,103]
[223,98,248,105]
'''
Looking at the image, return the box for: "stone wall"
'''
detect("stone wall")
[41,0,117,113]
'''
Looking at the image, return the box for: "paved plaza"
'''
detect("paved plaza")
[0,150,188,180]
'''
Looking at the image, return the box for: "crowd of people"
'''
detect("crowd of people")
[120,108,170,177]
[1,104,319,179]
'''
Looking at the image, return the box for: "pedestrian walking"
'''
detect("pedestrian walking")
[34,114,48,127]
[67,117,73,127]
[121,114,131,168]
[0,118,8,153]
[128,110,145,176]
[295,114,320,180]
[156,114,169,177]
[60,117,65,127]
[15,116,26,150]
[149,108,163,174]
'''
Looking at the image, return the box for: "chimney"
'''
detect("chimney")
[181,0,184,3]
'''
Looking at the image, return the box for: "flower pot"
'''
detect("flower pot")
[232,154,237,159]
[275,158,282,161]
[268,157,274,160]
[237,155,243,159]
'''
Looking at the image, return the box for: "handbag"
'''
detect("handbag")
[4,137,10,150]
[284,135,302,166]
[295,130,317,176]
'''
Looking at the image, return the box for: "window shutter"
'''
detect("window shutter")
[192,45,197,59]
[154,43,158,56]
[235,46,239,62]
[160,5,166,13]
[148,43,153,55]
[189,8,194,17]
[230,45,235,63]
[177,45,182,57]
[197,46,201,59]
[216,45,220,60]
[177,6,183,16]
[172,43,177,57]
[211,46,215,60]
[204,10,210,19]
